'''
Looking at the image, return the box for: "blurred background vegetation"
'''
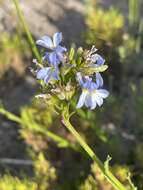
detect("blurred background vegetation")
[0,0,143,189]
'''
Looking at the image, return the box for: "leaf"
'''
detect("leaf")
[0,104,21,124]
[81,65,108,75]
[104,155,112,173]
[127,173,137,190]
[69,46,75,61]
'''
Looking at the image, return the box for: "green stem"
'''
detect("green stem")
[0,106,76,151]
[29,122,77,150]
[13,0,41,62]
[62,106,129,190]
[128,0,139,28]
[136,18,143,53]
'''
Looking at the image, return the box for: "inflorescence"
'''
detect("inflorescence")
[33,32,109,110]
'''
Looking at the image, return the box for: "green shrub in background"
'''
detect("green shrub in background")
[0,153,56,190]
[0,175,37,190]
[85,3,125,90]
[85,7,124,48]
[0,102,135,190]
[0,104,58,190]
[0,33,29,77]
[80,162,132,190]
[84,0,143,189]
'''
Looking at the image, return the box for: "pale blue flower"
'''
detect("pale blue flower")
[36,66,59,84]
[87,53,105,71]
[91,53,105,66]
[36,32,67,65]
[76,72,109,110]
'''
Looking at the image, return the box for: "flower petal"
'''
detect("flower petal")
[55,45,67,53]
[36,36,53,49]
[83,76,92,89]
[42,52,49,61]
[48,52,60,66]
[43,69,52,83]
[76,90,88,108]
[76,72,84,86]
[92,92,103,107]
[96,89,109,98]
[85,94,93,108]
[91,54,105,65]
[55,46,67,62]
[97,55,105,65]
[53,32,62,47]
[96,73,103,87]
[90,99,97,110]
[89,82,98,90]
[36,67,50,79]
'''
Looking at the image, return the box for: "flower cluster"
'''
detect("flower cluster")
[76,73,109,110]
[36,32,67,83]
[33,32,109,110]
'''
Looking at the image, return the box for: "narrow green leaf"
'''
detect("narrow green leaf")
[0,105,21,124]
[69,46,75,61]
[13,0,41,62]
[127,173,137,190]
[104,155,112,173]
[81,65,108,75]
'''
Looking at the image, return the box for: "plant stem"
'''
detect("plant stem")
[62,106,131,190]
[0,106,77,151]
[13,0,41,62]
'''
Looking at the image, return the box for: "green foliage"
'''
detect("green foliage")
[118,34,136,60]
[80,161,135,190]
[0,33,29,76]
[0,153,56,190]
[0,175,37,190]
[84,3,125,90]
[13,0,41,62]
[120,0,143,56]
[128,0,140,28]
[80,65,108,75]
[84,1,143,189]
[32,152,57,190]
[0,103,75,150]
[85,6,124,48]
